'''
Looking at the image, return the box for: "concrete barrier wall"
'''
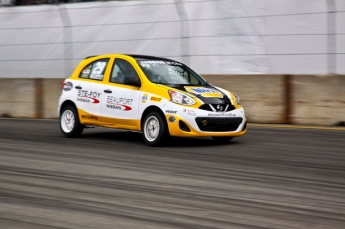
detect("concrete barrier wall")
[291,75,345,125]
[203,75,286,124]
[0,79,37,118]
[0,76,344,126]
[42,79,64,119]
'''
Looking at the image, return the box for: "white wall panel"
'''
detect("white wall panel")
[71,22,179,42]
[0,44,65,60]
[190,55,266,74]
[0,6,62,29]
[189,36,264,55]
[268,55,327,74]
[66,1,179,26]
[263,0,326,14]
[336,55,345,73]
[0,60,65,78]
[0,0,344,77]
[336,0,345,10]
[265,14,327,35]
[266,35,327,54]
[71,38,182,59]
[337,35,345,53]
[336,12,345,33]
[0,28,64,45]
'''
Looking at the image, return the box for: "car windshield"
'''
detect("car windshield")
[137,59,208,86]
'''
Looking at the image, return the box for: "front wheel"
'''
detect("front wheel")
[212,136,233,143]
[142,112,168,146]
[60,106,84,137]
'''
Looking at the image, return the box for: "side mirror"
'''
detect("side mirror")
[124,77,141,87]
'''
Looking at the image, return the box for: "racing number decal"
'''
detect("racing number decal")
[92,62,106,75]
[90,61,108,80]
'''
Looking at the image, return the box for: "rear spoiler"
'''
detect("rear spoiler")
[84,55,98,59]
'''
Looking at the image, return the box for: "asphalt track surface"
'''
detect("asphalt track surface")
[0,119,344,229]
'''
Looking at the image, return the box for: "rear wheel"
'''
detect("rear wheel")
[142,112,168,146]
[60,106,84,137]
[212,136,233,143]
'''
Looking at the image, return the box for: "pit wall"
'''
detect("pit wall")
[0,75,344,126]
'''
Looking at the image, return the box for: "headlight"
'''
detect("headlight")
[233,92,240,105]
[168,90,196,106]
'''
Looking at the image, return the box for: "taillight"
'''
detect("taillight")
[61,79,65,90]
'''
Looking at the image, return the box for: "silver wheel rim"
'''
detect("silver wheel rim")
[61,109,75,133]
[144,116,160,142]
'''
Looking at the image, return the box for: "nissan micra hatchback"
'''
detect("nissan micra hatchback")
[58,54,247,146]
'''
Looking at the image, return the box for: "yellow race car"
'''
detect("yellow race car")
[58,54,247,146]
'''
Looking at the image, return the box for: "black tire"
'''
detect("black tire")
[212,136,233,143]
[142,111,168,146]
[60,106,84,138]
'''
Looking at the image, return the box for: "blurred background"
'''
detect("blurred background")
[0,0,344,123]
[1,2,345,229]
[0,0,344,77]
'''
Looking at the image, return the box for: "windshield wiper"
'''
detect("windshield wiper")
[153,81,167,84]
[171,83,201,86]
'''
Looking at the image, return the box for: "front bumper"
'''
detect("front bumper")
[164,106,247,137]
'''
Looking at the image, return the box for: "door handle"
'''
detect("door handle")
[104,89,112,93]
[75,86,82,89]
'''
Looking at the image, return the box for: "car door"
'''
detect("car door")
[101,57,142,129]
[74,58,110,124]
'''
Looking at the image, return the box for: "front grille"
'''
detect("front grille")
[195,117,243,132]
[199,103,235,112]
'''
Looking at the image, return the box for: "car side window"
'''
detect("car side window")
[79,58,109,81]
[110,59,140,85]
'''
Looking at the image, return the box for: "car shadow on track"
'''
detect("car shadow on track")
[80,130,240,148]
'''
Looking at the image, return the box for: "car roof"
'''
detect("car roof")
[84,54,178,62]
[126,54,177,62]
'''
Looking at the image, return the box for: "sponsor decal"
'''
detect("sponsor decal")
[183,108,196,116]
[139,60,183,68]
[166,110,177,114]
[89,61,106,80]
[164,61,183,66]
[106,96,133,111]
[106,104,132,111]
[82,69,90,74]
[185,87,223,98]
[208,113,236,117]
[139,60,164,67]
[142,94,148,103]
[81,115,98,120]
[63,81,73,91]
[150,96,162,102]
[89,74,103,80]
[168,116,176,123]
[107,96,133,105]
[77,90,101,104]
[77,98,99,103]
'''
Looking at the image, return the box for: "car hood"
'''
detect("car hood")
[157,84,232,104]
